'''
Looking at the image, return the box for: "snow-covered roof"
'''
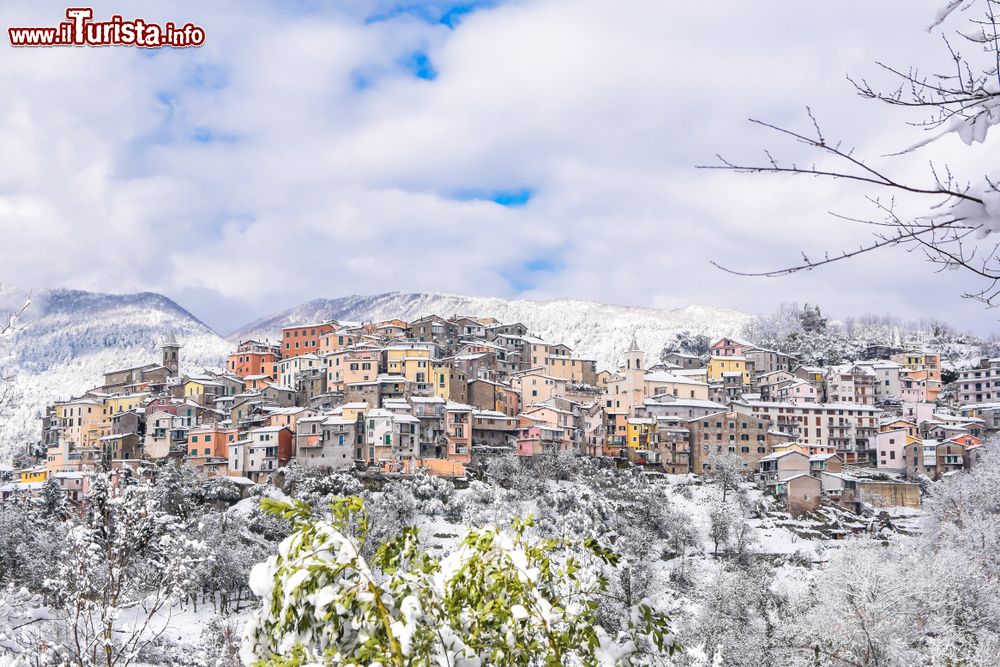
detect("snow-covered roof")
[410,396,446,404]
[759,450,806,462]
[644,371,707,386]
[394,414,421,424]
[647,398,727,409]
[735,399,880,412]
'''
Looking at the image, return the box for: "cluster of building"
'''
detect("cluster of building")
[3,315,998,516]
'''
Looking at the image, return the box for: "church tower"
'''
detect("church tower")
[162,331,180,376]
[624,335,645,374]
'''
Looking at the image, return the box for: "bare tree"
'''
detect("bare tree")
[707,451,747,503]
[702,1,1000,306]
[0,295,29,415]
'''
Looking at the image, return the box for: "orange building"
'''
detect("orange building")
[186,425,239,468]
[228,340,281,378]
[318,329,364,356]
[283,322,336,359]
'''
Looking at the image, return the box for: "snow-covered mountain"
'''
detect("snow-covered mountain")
[229,292,755,370]
[0,286,231,462]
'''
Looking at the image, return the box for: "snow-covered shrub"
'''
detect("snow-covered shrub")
[361,482,418,556]
[0,495,65,591]
[163,616,243,667]
[688,561,790,666]
[203,476,243,506]
[153,460,206,518]
[193,511,271,614]
[486,453,543,494]
[444,495,465,523]
[466,479,495,506]
[242,496,679,666]
[403,473,455,516]
[537,484,615,539]
[0,585,54,660]
[530,448,581,482]
[292,470,365,511]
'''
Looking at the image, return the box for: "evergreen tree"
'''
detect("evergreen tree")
[41,474,68,520]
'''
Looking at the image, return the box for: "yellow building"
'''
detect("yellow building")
[54,397,108,449]
[707,355,751,384]
[19,467,47,484]
[431,360,457,400]
[626,418,654,449]
[104,392,148,417]
[385,344,434,386]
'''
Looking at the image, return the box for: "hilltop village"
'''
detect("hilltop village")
[5,314,998,516]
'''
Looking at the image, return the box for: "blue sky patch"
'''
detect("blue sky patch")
[366,1,497,26]
[192,127,239,144]
[501,254,565,293]
[185,63,228,90]
[490,189,532,207]
[452,188,534,207]
[439,1,495,27]
[402,51,438,80]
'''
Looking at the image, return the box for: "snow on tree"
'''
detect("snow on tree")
[537,484,616,540]
[797,304,827,334]
[0,585,55,660]
[0,493,64,593]
[404,472,456,517]
[359,481,419,558]
[707,0,1000,306]
[708,502,732,558]
[152,460,205,519]
[203,476,243,506]
[282,464,365,512]
[41,474,68,520]
[242,496,679,666]
[660,332,712,358]
[704,452,746,503]
[688,561,789,667]
[42,475,210,667]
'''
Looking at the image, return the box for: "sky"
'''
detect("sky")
[0,0,998,335]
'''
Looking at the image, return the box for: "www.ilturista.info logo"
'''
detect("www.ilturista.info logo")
[9,8,205,48]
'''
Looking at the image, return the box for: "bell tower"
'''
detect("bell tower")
[624,335,645,373]
[162,331,180,376]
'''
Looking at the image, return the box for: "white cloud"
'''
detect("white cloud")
[0,0,996,334]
